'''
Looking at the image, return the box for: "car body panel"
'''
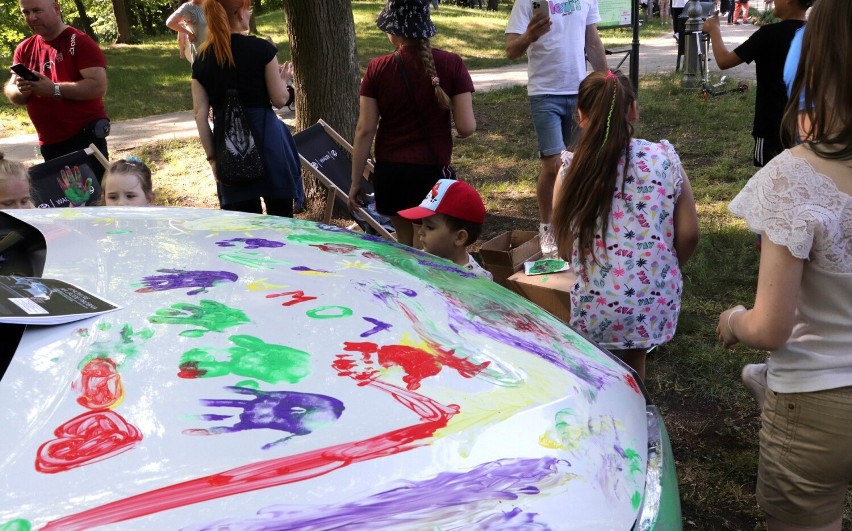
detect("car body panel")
[1,208,659,529]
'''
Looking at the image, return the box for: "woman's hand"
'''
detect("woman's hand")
[717,305,747,349]
[348,182,365,213]
[279,61,294,86]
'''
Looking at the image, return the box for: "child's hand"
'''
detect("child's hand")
[702,13,720,34]
[57,165,92,207]
[716,305,746,349]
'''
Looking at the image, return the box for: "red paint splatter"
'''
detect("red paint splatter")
[624,373,641,395]
[43,417,448,529]
[266,290,317,307]
[342,341,488,391]
[35,410,142,474]
[75,358,124,409]
[177,361,206,379]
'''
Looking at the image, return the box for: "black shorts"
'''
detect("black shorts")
[753,135,784,167]
[371,161,447,217]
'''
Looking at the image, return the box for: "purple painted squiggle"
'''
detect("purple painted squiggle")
[184,457,564,530]
[215,238,284,249]
[445,303,609,390]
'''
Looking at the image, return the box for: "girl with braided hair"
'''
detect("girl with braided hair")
[349,0,476,246]
[552,70,699,380]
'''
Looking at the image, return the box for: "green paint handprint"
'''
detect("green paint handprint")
[148,300,250,337]
[57,165,93,206]
[178,334,311,384]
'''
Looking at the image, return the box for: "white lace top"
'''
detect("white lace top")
[729,149,852,393]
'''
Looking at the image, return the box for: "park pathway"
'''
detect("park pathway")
[0,23,757,165]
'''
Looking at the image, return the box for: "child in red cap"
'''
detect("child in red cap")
[398,179,492,280]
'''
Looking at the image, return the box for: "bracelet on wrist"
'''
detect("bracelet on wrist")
[726,308,747,338]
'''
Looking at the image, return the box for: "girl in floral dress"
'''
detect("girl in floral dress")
[552,70,699,380]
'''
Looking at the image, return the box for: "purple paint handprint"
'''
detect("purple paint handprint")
[136,269,238,295]
[215,238,285,250]
[185,386,345,450]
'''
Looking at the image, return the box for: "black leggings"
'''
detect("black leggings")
[222,197,294,217]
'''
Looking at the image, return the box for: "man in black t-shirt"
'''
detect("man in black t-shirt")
[703,0,809,166]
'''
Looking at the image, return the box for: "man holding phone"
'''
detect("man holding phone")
[4,0,109,174]
[505,0,607,256]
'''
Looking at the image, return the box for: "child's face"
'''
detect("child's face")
[0,177,34,209]
[417,215,460,259]
[104,173,151,207]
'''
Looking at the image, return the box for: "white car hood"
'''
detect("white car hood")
[0,208,648,530]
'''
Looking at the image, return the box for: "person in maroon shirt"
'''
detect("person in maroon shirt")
[348,0,476,247]
[4,0,109,175]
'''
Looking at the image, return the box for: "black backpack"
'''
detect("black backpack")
[214,89,265,186]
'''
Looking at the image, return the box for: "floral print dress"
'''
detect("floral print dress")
[559,139,685,350]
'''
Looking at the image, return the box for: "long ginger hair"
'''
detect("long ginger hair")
[552,70,636,270]
[197,0,247,68]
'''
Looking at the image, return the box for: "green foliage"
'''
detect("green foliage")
[0,6,27,61]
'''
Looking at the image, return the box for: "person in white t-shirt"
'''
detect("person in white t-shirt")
[505,0,607,258]
[398,179,492,280]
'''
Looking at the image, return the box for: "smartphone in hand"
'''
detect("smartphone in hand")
[531,0,550,19]
[10,63,39,82]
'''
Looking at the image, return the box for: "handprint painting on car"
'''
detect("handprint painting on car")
[28,158,103,208]
[0,208,682,530]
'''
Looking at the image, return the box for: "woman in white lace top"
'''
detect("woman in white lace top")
[716,0,852,528]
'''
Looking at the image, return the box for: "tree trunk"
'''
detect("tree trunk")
[72,0,97,41]
[111,0,133,44]
[281,0,360,210]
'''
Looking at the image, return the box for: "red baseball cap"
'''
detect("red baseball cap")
[398,179,486,224]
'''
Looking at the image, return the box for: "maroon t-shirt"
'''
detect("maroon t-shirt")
[360,46,474,166]
[13,27,108,145]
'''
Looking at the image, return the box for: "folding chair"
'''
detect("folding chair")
[293,120,396,241]
[28,144,108,208]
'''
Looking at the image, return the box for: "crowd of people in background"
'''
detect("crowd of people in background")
[2,0,850,526]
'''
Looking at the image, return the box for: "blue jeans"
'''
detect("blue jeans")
[529,94,579,157]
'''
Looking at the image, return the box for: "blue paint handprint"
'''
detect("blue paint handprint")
[185,386,345,449]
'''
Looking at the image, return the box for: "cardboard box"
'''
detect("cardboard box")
[506,270,577,323]
[479,231,542,286]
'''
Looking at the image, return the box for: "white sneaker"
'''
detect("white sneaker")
[539,223,557,258]
[741,363,767,410]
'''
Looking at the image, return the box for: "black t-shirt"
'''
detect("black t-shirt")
[192,34,277,109]
[734,19,805,138]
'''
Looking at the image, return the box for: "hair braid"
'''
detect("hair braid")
[417,39,451,110]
